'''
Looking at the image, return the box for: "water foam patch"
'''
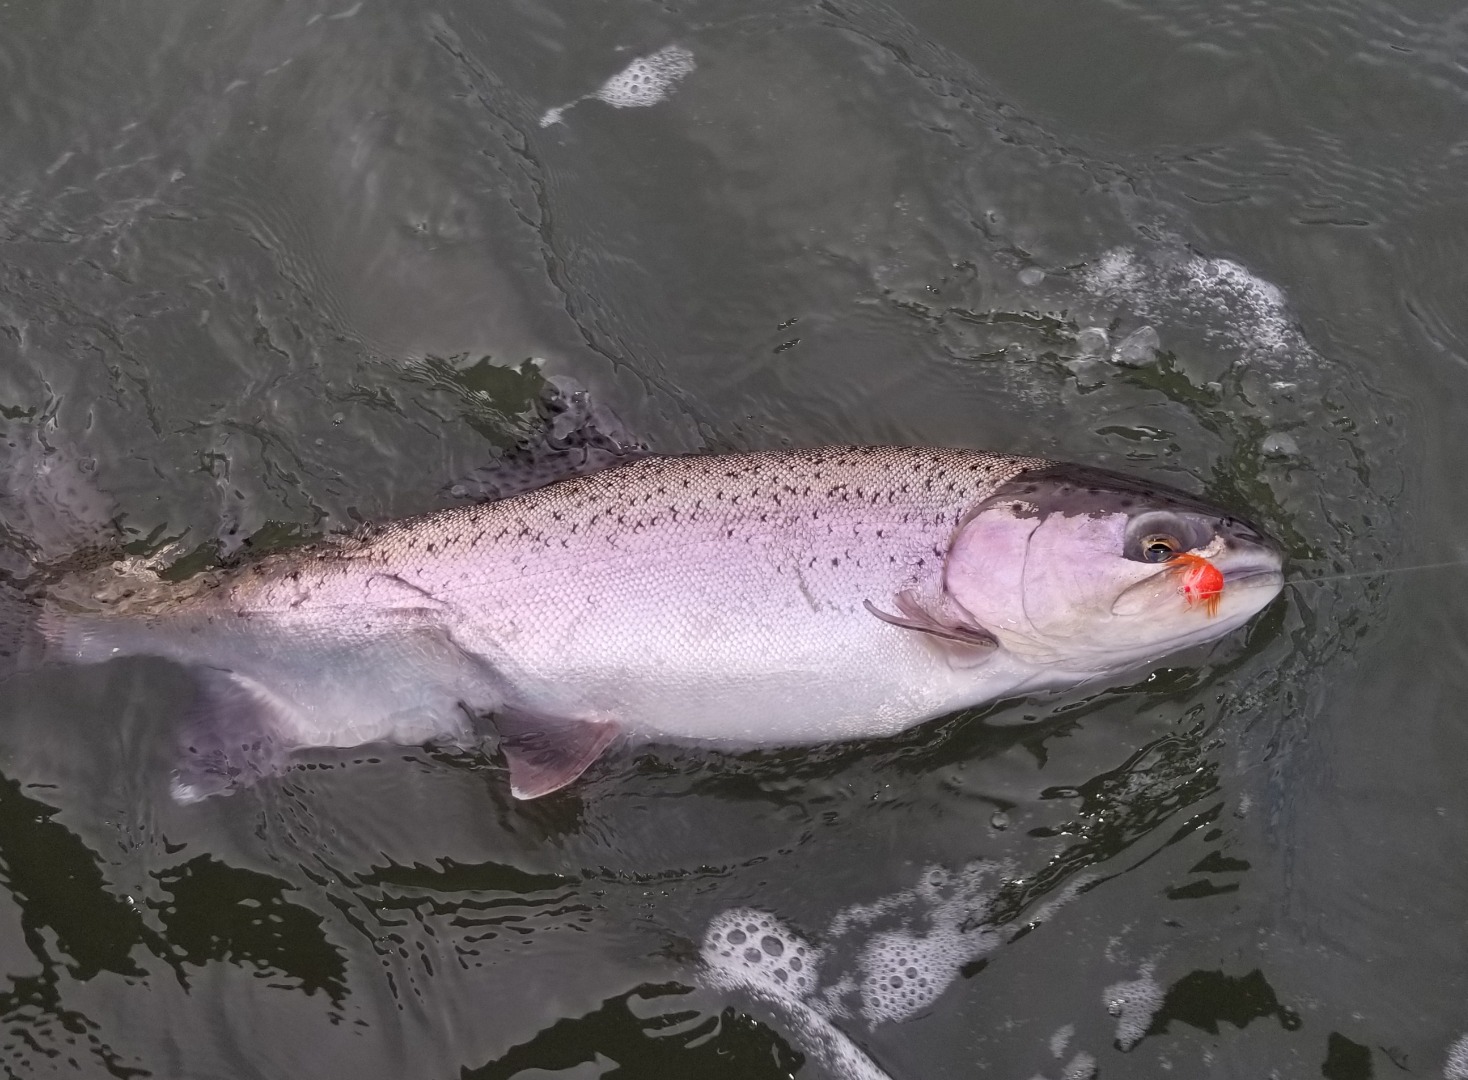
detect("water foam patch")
[701,908,821,998]
[1103,960,1164,1051]
[1061,1051,1098,1079]
[1080,246,1306,366]
[541,45,696,127]
[848,864,1006,1024]
[1445,1033,1468,1080]
[700,863,1086,1071]
[1049,1023,1075,1058]
[700,908,891,1080]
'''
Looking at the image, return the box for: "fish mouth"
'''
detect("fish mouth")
[1222,564,1286,590]
[1111,556,1284,617]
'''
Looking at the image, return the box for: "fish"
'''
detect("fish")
[1,441,1284,803]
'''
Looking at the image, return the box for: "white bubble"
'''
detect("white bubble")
[1088,248,1147,294]
[594,45,696,109]
[1260,432,1300,458]
[851,863,1005,1025]
[1080,245,1306,367]
[1113,325,1160,365]
[540,45,695,127]
[701,908,822,999]
[701,860,1078,1069]
[1104,961,1164,1051]
[1062,1051,1098,1079]
[1049,1023,1074,1058]
[1019,267,1045,286]
[700,908,892,1080]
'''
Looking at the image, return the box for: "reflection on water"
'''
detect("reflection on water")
[0,0,1464,1074]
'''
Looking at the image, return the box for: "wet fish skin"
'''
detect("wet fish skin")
[31,444,1282,800]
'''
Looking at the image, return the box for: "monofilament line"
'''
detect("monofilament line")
[1289,558,1468,587]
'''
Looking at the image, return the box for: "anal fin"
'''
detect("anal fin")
[494,707,620,800]
[171,668,294,804]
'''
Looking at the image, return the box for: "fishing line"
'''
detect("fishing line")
[1287,557,1468,587]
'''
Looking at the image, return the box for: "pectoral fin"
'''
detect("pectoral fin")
[864,591,998,650]
[494,708,620,799]
[171,668,294,804]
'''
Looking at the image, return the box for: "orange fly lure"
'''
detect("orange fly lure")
[1172,552,1224,616]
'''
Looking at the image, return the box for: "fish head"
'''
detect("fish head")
[944,464,1284,672]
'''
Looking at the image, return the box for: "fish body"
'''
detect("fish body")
[28,445,1284,800]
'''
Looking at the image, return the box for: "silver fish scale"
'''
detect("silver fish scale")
[262,445,1047,744]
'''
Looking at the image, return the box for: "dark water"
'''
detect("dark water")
[0,0,1465,1076]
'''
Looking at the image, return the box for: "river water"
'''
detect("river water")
[0,0,1465,1077]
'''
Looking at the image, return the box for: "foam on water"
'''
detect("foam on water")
[1080,246,1304,365]
[1049,1023,1074,1058]
[540,46,696,127]
[1027,1049,1096,1080]
[701,908,822,998]
[1103,960,1164,1051]
[701,909,890,1080]
[1061,1051,1098,1079]
[848,863,1006,1024]
[595,46,696,109]
[700,861,1095,1073]
[1112,325,1160,365]
[1445,1033,1468,1079]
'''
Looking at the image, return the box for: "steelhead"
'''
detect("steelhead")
[5,445,1284,800]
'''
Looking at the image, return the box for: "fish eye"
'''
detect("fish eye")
[1141,534,1181,563]
[1124,511,1213,563]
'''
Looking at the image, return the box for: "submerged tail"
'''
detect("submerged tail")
[0,581,45,681]
[0,421,126,681]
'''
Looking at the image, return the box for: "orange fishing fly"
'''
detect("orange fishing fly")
[1172,552,1224,616]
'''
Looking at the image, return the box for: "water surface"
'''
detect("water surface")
[0,0,1465,1076]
